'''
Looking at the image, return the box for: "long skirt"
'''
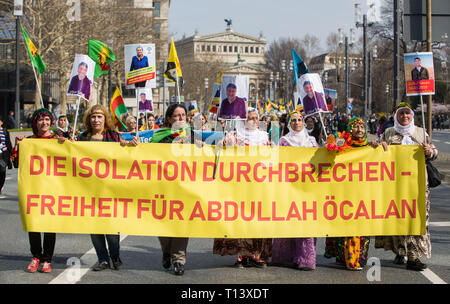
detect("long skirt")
[213,238,272,262]
[375,188,431,260]
[272,238,316,269]
[325,236,370,270]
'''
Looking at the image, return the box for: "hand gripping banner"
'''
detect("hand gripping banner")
[18,140,426,238]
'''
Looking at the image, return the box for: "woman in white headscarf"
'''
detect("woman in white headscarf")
[373,102,438,271]
[56,114,71,138]
[213,108,272,268]
[272,111,318,270]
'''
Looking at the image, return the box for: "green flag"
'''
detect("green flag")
[88,39,116,78]
[20,24,46,74]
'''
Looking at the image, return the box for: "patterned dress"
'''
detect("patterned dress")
[324,137,370,270]
[374,126,438,259]
[271,138,317,270]
[213,130,272,263]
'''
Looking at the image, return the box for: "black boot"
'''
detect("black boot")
[406,259,427,271]
[393,254,406,265]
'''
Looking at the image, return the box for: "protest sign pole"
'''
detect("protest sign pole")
[175,69,181,104]
[419,93,427,140]
[71,95,81,139]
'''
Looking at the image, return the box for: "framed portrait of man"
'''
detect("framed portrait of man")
[67,54,95,101]
[404,52,435,96]
[218,75,249,120]
[297,73,329,116]
[136,88,154,115]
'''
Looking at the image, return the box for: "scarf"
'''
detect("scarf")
[280,113,314,147]
[31,108,54,135]
[236,127,269,146]
[347,117,368,147]
[150,124,191,143]
[57,115,69,133]
[393,107,416,145]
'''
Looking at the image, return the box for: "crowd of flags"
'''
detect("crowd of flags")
[20,22,311,122]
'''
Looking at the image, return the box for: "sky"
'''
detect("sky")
[168,0,376,54]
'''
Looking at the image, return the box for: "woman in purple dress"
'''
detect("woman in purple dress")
[271,111,318,270]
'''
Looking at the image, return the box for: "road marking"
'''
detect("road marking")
[421,269,447,284]
[49,235,128,284]
[433,139,441,142]
[429,221,450,227]
[445,142,450,145]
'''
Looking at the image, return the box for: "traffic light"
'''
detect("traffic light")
[337,74,341,82]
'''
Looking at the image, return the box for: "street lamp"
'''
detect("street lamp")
[269,72,274,100]
[275,72,280,103]
[281,59,287,108]
[368,45,377,115]
[355,2,376,118]
[338,28,355,115]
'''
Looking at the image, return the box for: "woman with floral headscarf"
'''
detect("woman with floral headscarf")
[373,103,438,271]
[272,111,318,270]
[324,117,371,271]
[16,109,59,273]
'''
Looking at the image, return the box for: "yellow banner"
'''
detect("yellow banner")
[18,140,426,238]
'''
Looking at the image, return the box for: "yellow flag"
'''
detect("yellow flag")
[164,37,183,87]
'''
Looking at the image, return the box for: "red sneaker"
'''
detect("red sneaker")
[39,262,52,273]
[27,258,40,273]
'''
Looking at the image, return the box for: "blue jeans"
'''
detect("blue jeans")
[90,234,120,263]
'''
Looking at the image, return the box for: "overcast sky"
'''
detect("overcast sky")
[168,0,376,54]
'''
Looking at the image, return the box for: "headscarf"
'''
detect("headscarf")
[347,117,368,147]
[236,108,269,146]
[280,111,315,147]
[57,114,69,133]
[393,102,416,145]
[31,108,54,135]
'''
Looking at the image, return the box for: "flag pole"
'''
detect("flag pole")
[29,47,44,109]
[175,69,181,103]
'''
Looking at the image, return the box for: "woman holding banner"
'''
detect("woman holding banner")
[77,105,138,271]
[272,111,318,270]
[16,109,59,273]
[150,103,198,276]
[213,108,272,268]
[373,103,438,271]
[324,117,371,271]
[125,116,138,133]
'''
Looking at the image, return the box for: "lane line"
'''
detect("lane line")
[49,235,128,284]
[429,222,450,227]
[421,269,447,284]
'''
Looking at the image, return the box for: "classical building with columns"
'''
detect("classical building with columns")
[175,23,270,107]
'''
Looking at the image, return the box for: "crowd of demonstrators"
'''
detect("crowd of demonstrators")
[432,114,449,130]
[12,100,439,275]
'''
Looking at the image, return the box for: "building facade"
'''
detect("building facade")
[175,24,270,108]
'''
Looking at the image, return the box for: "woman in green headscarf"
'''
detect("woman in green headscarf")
[324,117,370,270]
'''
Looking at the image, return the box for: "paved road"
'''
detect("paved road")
[431,130,450,154]
[0,169,448,285]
